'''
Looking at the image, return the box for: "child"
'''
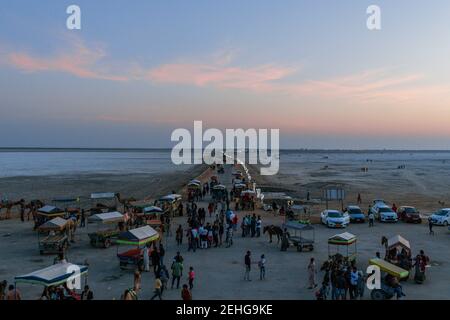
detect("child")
[188,267,195,290]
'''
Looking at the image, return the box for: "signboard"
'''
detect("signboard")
[324,188,345,201]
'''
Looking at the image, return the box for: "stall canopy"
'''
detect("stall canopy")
[117,225,159,246]
[328,232,357,245]
[52,197,80,203]
[15,263,88,286]
[213,184,226,190]
[387,235,410,251]
[91,192,116,200]
[38,217,68,231]
[131,201,154,210]
[89,211,124,223]
[189,179,201,185]
[369,258,409,279]
[159,194,182,202]
[143,206,163,214]
[37,205,65,215]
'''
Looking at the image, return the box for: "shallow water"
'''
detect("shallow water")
[0,149,193,177]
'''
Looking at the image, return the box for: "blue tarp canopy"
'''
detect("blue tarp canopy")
[15,263,88,287]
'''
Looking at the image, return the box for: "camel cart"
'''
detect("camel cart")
[88,211,124,248]
[328,232,357,264]
[37,217,70,255]
[15,263,88,300]
[90,192,118,214]
[385,235,412,272]
[116,225,160,271]
[156,194,182,217]
[283,221,315,252]
[135,206,164,236]
[36,205,66,228]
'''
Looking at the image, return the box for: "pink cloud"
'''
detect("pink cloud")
[4,36,128,81]
[147,63,296,91]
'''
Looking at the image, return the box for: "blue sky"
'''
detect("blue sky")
[1,1,450,148]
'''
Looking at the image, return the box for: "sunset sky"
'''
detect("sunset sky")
[1,0,450,149]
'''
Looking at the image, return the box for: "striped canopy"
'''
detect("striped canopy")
[328,232,357,245]
[38,217,69,231]
[89,211,124,223]
[117,225,159,246]
[15,263,88,287]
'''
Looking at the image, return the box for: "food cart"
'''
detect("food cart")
[283,221,315,252]
[187,180,201,201]
[135,206,164,235]
[37,217,70,255]
[88,211,124,248]
[369,258,410,300]
[385,235,412,271]
[117,225,160,271]
[52,197,81,219]
[328,232,357,264]
[90,192,118,214]
[156,194,182,217]
[261,192,294,211]
[15,263,88,300]
[212,184,227,201]
[210,175,219,187]
[241,189,256,210]
[35,205,66,228]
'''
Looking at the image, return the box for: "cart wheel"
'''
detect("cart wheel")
[371,289,386,300]
[104,239,111,248]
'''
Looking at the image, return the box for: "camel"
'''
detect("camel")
[0,199,25,220]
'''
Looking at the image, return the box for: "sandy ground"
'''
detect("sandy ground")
[0,165,206,205]
[1,164,450,300]
[251,151,450,215]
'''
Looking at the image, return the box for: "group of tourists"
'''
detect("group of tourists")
[240,214,262,238]
[317,258,367,300]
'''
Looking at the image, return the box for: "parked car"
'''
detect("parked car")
[345,205,366,223]
[372,204,398,223]
[397,206,422,223]
[320,210,350,228]
[429,208,450,226]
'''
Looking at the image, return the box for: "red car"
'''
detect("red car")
[397,206,422,223]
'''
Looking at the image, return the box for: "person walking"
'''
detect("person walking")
[258,254,266,280]
[143,244,150,272]
[171,260,183,289]
[307,258,318,289]
[256,216,262,237]
[357,193,362,205]
[159,243,165,266]
[428,217,434,235]
[244,251,252,281]
[368,209,375,227]
[150,276,163,300]
[188,266,195,290]
[176,225,183,245]
[349,266,359,299]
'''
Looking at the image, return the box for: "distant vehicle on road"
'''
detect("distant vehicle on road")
[344,205,366,223]
[371,203,398,223]
[397,206,422,223]
[429,208,450,226]
[320,210,350,228]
